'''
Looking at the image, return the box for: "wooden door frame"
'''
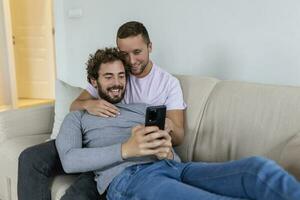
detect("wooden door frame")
[2,0,18,109]
[1,0,56,107]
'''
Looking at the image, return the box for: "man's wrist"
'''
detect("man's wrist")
[82,99,91,110]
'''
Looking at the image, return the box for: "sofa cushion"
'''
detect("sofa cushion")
[50,80,83,139]
[193,80,300,163]
[0,134,50,178]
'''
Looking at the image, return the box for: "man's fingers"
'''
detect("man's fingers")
[164,125,171,135]
[144,131,164,142]
[105,106,120,116]
[102,100,120,112]
[102,104,120,115]
[156,152,169,160]
[163,131,172,140]
[141,139,167,149]
[161,130,172,141]
[140,148,167,156]
[146,130,170,141]
[98,112,109,118]
[101,109,118,117]
[143,126,159,134]
[156,140,172,148]
[133,125,158,137]
[90,99,119,116]
[92,107,118,117]
[155,147,171,154]
[87,110,105,117]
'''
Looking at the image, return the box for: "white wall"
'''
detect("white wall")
[54,0,300,88]
[0,0,10,105]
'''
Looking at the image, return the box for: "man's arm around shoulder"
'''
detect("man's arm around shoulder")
[70,90,119,117]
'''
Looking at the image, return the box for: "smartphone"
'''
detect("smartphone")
[145,105,166,130]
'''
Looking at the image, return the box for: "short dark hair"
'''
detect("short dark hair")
[86,47,127,83]
[117,21,150,44]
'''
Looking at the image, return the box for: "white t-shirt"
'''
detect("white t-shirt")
[86,63,186,110]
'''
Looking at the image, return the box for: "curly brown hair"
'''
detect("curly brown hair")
[117,21,150,45]
[86,47,127,83]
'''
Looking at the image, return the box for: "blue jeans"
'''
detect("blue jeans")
[107,156,300,200]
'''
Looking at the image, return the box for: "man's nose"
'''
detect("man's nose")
[128,54,136,65]
[113,77,121,85]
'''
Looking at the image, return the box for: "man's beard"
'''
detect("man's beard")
[129,60,149,76]
[97,83,125,104]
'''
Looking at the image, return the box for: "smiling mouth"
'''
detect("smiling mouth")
[131,67,141,72]
[131,63,141,68]
[109,88,121,96]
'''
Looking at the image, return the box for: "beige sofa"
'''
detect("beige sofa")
[0,76,300,200]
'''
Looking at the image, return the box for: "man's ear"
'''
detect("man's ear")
[90,79,98,88]
[148,42,152,53]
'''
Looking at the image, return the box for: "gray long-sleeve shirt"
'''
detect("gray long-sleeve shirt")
[55,103,180,194]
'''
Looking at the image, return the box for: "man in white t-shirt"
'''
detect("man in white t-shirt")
[18,21,186,200]
[71,21,185,146]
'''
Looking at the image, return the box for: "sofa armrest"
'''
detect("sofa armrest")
[0,104,54,143]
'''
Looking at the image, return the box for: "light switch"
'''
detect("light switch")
[68,8,83,18]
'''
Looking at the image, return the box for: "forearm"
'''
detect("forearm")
[70,99,88,111]
[57,141,123,173]
[170,126,184,146]
[70,89,96,111]
[166,110,185,146]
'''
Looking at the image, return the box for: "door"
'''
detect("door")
[10,0,55,99]
[0,0,13,110]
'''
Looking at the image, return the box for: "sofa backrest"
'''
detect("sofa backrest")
[0,105,54,143]
[175,76,300,178]
[173,75,219,161]
[53,77,300,178]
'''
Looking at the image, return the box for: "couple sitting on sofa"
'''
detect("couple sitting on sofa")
[18,21,300,200]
